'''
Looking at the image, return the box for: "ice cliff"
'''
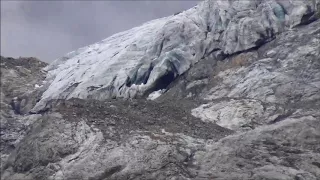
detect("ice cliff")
[34,0,319,110]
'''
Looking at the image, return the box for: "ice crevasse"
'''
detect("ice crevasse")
[34,0,319,110]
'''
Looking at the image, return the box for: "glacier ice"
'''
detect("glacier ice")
[34,0,319,110]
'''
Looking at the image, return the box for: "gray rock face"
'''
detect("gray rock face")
[0,57,48,114]
[2,99,319,179]
[195,115,320,180]
[0,57,47,168]
[165,18,320,131]
[1,1,320,180]
[2,99,230,180]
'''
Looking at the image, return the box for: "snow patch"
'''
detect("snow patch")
[147,89,164,100]
[34,84,43,89]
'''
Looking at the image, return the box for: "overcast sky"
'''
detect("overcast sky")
[1,1,199,62]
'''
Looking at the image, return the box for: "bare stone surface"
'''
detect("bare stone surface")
[0,56,47,168]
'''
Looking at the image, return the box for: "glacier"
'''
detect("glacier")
[34,0,319,110]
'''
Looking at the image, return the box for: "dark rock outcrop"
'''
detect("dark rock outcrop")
[0,56,47,169]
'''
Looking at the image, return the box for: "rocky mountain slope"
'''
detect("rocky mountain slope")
[1,0,320,179]
[0,56,47,168]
